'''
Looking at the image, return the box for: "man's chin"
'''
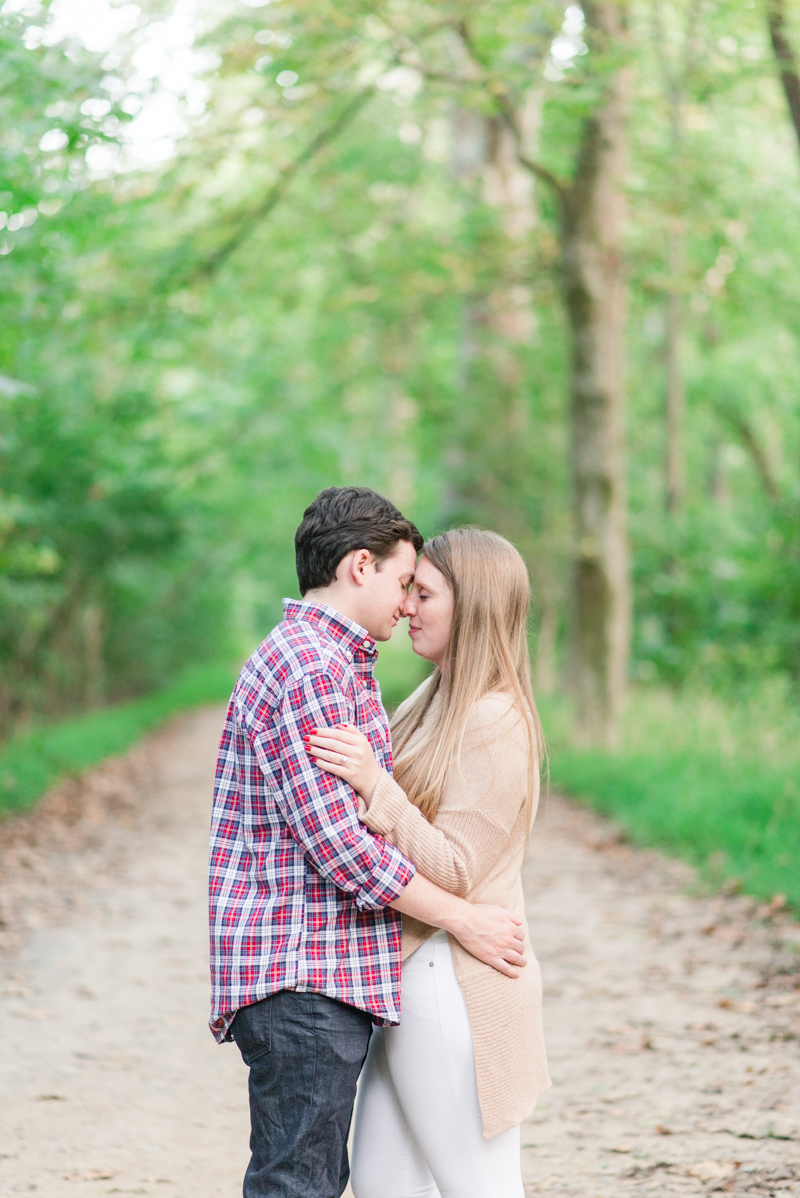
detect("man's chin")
[372,620,400,643]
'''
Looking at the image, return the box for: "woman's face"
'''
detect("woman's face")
[402,556,454,669]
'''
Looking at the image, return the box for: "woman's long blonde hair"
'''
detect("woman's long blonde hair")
[390,528,543,826]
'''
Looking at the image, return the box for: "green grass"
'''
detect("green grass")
[7,634,795,917]
[539,681,800,910]
[0,629,427,820]
[0,662,236,818]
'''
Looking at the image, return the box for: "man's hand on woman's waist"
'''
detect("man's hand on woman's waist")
[389,872,526,979]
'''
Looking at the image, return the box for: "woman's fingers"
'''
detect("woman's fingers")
[307,744,365,774]
[306,736,365,760]
[312,757,348,777]
[306,733,354,749]
[314,758,336,773]
[307,726,362,746]
[310,749,361,776]
[310,747,344,763]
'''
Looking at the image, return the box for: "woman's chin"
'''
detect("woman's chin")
[409,639,433,663]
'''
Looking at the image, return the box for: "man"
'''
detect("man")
[210,486,525,1198]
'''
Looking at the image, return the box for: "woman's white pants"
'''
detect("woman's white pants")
[350,930,524,1198]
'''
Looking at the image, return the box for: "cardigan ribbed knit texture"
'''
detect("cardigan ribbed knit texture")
[359,686,551,1138]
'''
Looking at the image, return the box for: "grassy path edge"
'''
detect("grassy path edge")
[0,662,236,818]
[551,748,799,912]
[3,663,796,918]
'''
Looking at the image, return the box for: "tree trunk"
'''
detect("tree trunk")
[768,0,800,159]
[560,0,633,746]
[82,601,105,707]
[666,234,685,511]
[449,95,564,687]
[533,585,558,695]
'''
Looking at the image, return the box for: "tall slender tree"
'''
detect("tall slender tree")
[557,0,632,745]
[483,2,633,743]
[767,0,800,158]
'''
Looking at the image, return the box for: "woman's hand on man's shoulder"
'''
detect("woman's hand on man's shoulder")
[305,723,382,802]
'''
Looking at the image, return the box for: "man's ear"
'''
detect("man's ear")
[348,548,373,587]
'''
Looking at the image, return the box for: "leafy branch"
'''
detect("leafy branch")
[715,402,780,500]
[163,84,376,286]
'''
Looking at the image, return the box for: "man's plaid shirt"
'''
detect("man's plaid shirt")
[209,599,415,1041]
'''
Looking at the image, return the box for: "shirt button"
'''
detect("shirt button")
[362,639,371,648]
[429,961,434,968]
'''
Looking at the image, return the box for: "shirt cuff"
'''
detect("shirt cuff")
[353,835,415,911]
[359,768,411,837]
[210,1012,235,1043]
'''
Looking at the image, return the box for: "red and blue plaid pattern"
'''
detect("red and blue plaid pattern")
[209,599,415,1041]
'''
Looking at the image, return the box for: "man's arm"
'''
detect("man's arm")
[249,670,525,975]
[390,873,526,980]
[246,670,416,910]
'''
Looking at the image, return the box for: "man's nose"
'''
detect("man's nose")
[401,595,415,617]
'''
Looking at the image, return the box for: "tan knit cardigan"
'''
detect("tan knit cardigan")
[359,687,551,1138]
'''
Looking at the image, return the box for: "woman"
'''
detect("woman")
[306,529,550,1198]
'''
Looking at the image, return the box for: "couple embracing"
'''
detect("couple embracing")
[209,486,550,1198]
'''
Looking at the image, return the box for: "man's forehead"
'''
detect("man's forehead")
[393,539,419,566]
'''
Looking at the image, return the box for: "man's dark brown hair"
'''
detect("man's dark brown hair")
[295,487,423,596]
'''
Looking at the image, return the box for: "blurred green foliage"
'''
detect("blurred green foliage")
[0,660,235,814]
[374,629,431,715]
[2,0,800,905]
[542,684,800,909]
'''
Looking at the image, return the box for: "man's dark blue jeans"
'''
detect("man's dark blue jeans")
[231,989,373,1198]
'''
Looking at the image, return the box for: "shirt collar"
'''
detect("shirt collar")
[283,598,377,659]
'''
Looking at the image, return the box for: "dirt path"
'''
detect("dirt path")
[0,709,249,1197]
[1,709,798,1198]
[521,803,800,1197]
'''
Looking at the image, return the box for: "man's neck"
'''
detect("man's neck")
[301,588,366,632]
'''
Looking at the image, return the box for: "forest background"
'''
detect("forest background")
[1,0,799,905]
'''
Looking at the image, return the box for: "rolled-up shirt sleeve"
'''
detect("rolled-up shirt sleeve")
[251,669,415,911]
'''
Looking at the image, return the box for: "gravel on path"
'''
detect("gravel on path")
[0,708,249,1198]
[521,800,800,1197]
[1,708,798,1198]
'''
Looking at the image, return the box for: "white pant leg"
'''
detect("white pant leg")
[353,930,524,1198]
[350,1025,437,1198]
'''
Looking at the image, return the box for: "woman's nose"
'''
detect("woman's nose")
[401,594,415,617]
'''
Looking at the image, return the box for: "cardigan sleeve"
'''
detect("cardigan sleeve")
[358,695,534,898]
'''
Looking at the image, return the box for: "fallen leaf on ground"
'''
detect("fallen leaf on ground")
[64,1170,116,1182]
[683,1161,739,1181]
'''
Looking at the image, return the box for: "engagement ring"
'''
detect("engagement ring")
[340,754,347,765]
